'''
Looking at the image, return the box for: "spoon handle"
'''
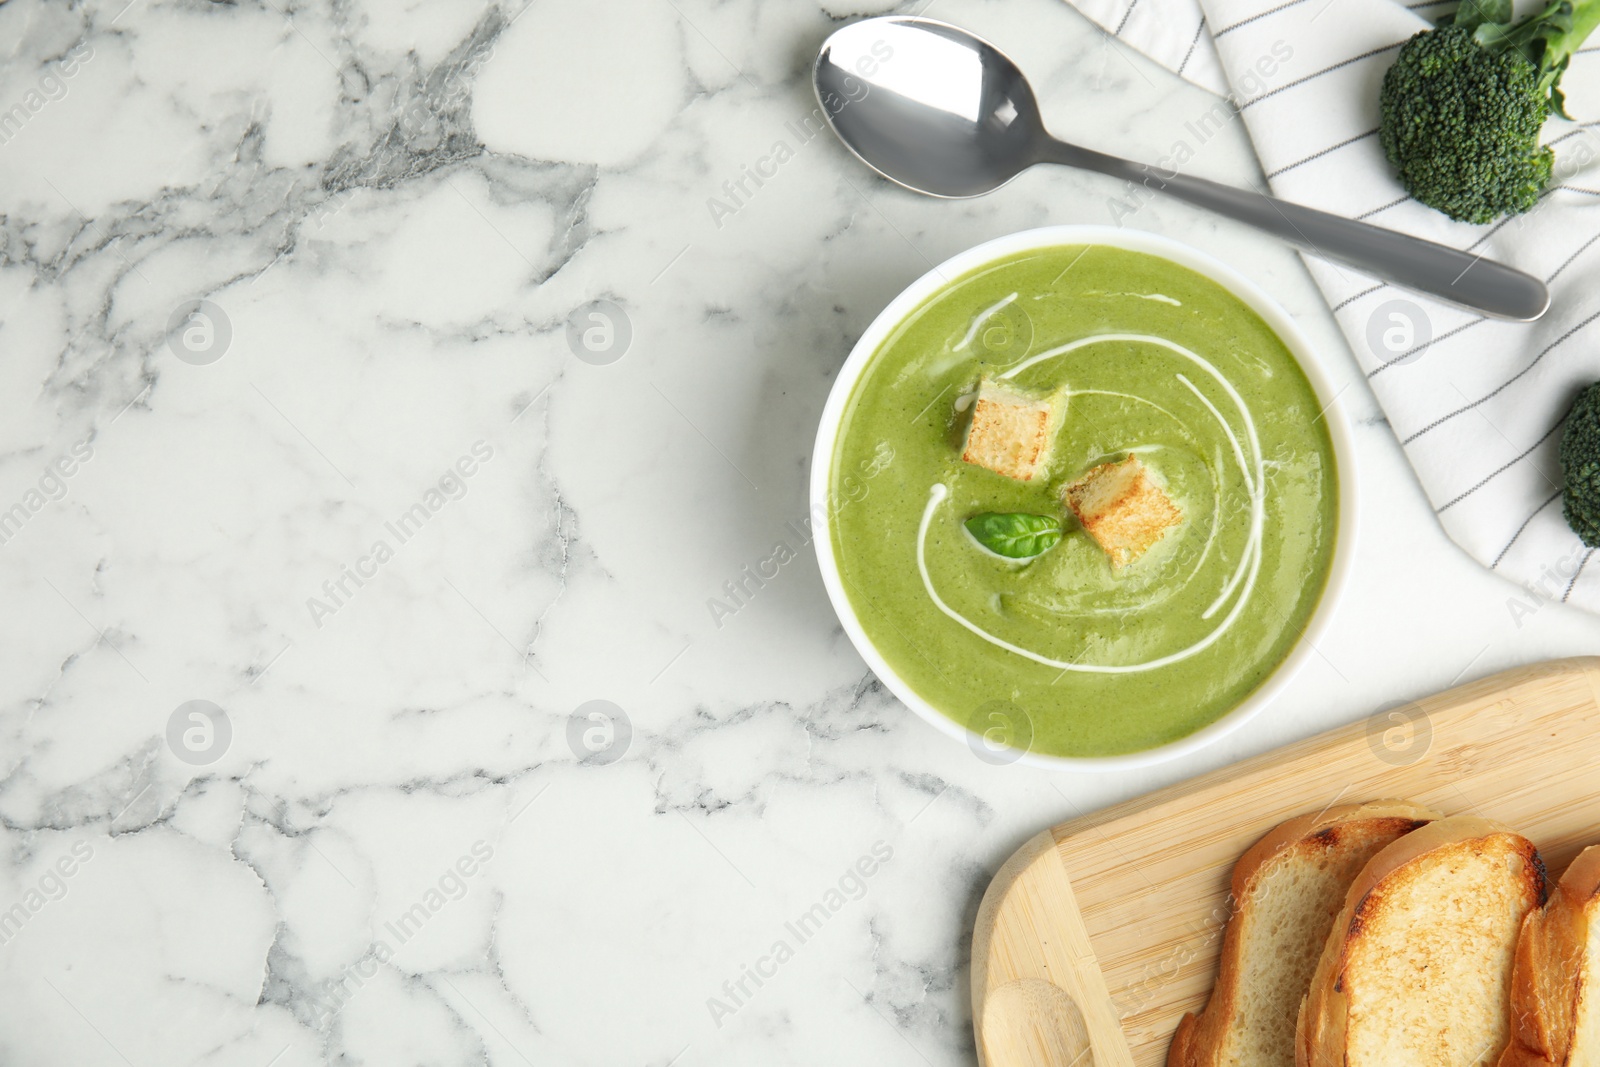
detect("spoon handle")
[1040,140,1549,322]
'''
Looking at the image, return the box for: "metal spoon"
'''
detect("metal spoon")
[814,16,1550,322]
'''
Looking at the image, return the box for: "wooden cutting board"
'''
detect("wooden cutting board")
[971,657,1600,1067]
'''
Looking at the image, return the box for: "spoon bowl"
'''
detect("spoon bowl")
[816,17,1043,198]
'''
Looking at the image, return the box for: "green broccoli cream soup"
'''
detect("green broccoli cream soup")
[829,245,1338,758]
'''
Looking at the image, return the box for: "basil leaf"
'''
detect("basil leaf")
[964,513,1062,560]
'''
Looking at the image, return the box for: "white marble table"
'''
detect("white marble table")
[2,0,1597,1063]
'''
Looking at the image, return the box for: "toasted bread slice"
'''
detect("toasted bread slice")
[1297,816,1548,1067]
[1498,845,1600,1067]
[1168,801,1438,1067]
[1063,454,1181,567]
[961,377,1059,481]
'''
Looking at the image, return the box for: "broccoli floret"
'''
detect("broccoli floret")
[1380,26,1551,223]
[1379,0,1600,224]
[1562,382,1600,548]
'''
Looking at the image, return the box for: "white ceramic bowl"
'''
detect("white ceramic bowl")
[810,225,1358,771]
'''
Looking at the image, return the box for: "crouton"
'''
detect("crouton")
[961,377,1060,482]
[1062,455,1181,568]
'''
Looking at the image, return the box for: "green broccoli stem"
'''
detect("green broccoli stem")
[1551,0,1600,73]
[1480,0,1600,113]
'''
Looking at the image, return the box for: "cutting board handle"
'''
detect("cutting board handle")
[972,829,1133,1067]
[981,979,1093,1066]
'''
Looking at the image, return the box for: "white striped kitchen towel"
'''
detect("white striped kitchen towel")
[1066,0,1600,617]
